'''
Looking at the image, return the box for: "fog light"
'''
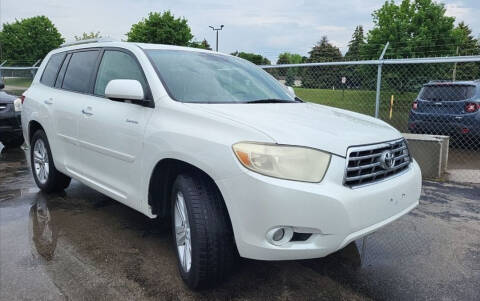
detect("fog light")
[272,228,285,241]
[266,227,294,246]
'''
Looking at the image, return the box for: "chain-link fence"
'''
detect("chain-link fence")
[1,60,39,96]
[262,56,480,184]
[1,55,479,183]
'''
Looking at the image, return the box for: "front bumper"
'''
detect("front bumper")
[217,155,421,260]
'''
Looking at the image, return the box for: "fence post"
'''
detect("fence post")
[30,59,42,76]
[0,61,6,80]
[375,42,389,118]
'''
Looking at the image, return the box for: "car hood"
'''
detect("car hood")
[188,102,402,157]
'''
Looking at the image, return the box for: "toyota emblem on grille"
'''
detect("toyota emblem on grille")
[379,150,395,170]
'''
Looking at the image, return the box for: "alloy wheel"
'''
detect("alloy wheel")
[174,191,192,272]
[33,139,49,184]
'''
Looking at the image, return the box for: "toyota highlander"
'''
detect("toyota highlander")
[21,40,422,289]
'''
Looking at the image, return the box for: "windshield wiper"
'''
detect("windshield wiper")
[245,99,294,104]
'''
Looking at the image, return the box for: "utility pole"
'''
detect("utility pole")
[209,25,224,52]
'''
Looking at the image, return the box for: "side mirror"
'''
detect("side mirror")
[105,79,144,101]
[286,86,295,97]
[0,82,4,90]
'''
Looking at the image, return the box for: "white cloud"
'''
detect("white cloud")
[445,2,471,20]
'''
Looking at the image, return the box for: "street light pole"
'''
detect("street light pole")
[209,25,224,52]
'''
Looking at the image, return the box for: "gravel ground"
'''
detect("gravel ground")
[0,146,479,300]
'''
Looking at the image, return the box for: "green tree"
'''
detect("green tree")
[276,52,303,77]
[345,25,365,61]
[126,11,193,46]
[285,68,295,86]
[75,31,102,41]
[344,26,367,88]
[190,38,212,50]
[302,36,343,88]
[231,51,271,65]
[276,52,303,65]
[364,0,457,59]
[0,16,64,64]
[451,22,480,80]
[307,36,342,62]
[452,22,479,56]
[363,0,464,91]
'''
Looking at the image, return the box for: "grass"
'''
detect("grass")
[3,77,33,88]
[294,87,418,132]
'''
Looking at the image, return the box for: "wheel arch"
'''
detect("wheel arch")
[147,158,232,223]
[28,120,45,145]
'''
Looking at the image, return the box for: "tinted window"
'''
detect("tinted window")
[146,50,294,103]
[62,50,100,93]
[94,50,147,96]
[55,54,71,88]
[420,85,476,101]
[40,53,66,87]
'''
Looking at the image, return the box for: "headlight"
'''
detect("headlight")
[13,98,22,112]
[232,142,331,182]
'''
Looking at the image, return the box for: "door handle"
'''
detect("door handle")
[44,99,53,105]
[126,119,139,124]
[81,109,93,116]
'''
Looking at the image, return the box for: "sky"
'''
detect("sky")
[2,0,479,63]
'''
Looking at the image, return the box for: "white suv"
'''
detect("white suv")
[21,40,421,289]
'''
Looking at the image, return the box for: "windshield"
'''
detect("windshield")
[146,50,295,103]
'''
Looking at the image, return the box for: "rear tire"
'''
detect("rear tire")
[171,172,235,290]
[30,130,71,193]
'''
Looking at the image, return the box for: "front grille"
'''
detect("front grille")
[344,138,411,187]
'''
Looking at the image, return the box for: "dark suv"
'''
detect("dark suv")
[408,80,480,144]
[0,81,24,148]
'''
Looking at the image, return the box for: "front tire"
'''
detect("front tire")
[30,130,71,193]
[171,172,235,290]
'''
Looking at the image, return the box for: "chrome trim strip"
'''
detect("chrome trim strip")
[345,161,410,181]
[343,138,411,188]
[347,161,381,171]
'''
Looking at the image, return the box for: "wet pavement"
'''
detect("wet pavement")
[1,146,479,301]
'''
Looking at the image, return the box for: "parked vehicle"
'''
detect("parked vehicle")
[21,40,422,289]
[0,81,24,148]
[408,80,480,145]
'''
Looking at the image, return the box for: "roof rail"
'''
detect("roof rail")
[60,38,117,48]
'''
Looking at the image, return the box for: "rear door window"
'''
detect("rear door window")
[62,50,100,93]
[94,50,147,97]
[55,53,71,88]
[40,53,66,87]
